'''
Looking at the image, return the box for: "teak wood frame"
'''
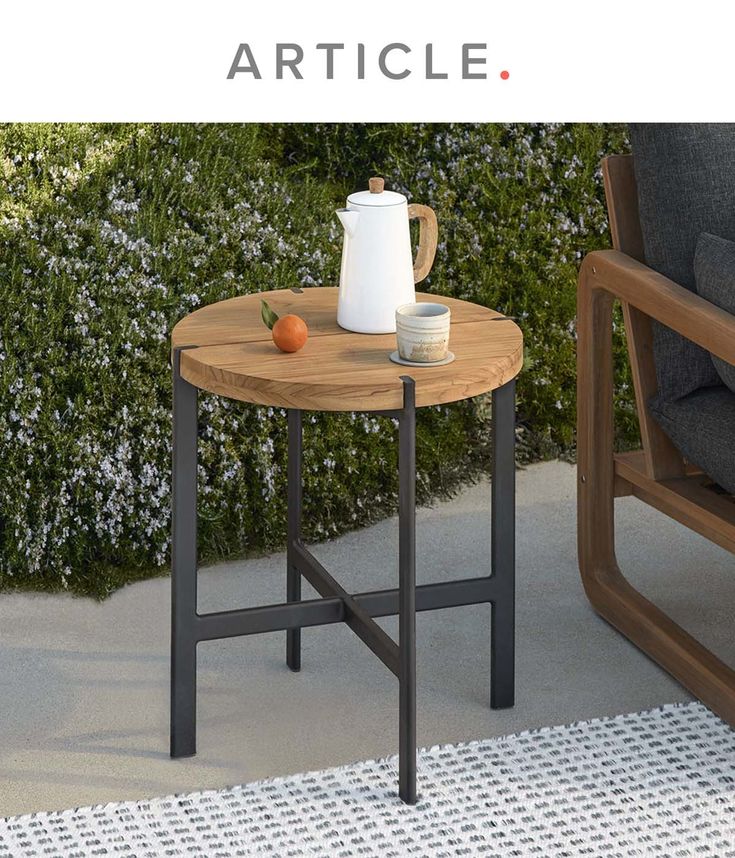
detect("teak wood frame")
[578,154,735,725]
[170,347,516,805]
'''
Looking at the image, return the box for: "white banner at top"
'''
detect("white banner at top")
[0,0,729,121]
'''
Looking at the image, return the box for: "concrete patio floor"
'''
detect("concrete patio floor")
[1,460,733,818]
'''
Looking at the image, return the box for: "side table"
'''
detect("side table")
[170,287,523,804]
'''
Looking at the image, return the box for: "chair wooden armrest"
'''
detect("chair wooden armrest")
[578,151,735,729]
[580,249,735,366]
[578,249,735,727]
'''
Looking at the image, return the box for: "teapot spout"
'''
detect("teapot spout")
[336,208,359,238]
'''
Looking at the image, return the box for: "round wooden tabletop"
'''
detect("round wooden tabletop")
[172,288,522,411]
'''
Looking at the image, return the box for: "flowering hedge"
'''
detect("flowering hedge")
[0,123,632,597]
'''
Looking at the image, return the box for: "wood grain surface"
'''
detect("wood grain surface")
[172,288,523,411]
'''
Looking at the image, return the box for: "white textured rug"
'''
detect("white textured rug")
[1,702,733,857]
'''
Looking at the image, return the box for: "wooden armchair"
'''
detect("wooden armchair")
[577,153,735,725]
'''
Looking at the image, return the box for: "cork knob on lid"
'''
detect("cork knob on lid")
[368,176,385,194]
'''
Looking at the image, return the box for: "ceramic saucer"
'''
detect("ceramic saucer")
[388,350,455,367]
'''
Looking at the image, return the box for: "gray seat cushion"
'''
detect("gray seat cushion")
[629,124,735,402]
[649,385,735,494]
[694,232,735,393]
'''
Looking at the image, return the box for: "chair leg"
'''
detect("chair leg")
[577,262,735,726]
[286,409,302,672]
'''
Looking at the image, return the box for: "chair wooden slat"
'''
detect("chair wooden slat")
[602,155,686,479]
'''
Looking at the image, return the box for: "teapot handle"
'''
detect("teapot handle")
[408,203,438,283]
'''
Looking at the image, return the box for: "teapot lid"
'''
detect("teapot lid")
[347,176,407,207]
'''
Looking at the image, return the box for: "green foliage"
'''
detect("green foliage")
[0,123,634,598]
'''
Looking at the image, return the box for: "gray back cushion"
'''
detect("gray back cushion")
[694,232,735,393]
[629,124,735,402]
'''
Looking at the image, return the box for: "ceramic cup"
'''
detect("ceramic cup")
[395,302,451,363]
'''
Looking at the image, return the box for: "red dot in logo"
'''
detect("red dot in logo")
[500,70,510,80]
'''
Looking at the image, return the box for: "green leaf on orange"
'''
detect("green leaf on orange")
[260,299,279,330]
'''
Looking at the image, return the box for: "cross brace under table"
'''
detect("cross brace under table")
[170,347,516,805]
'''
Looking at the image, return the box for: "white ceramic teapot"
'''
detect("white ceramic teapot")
[335,177,438,334]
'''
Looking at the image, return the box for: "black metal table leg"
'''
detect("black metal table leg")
[398,376,417,805]
[171,347,199,757]
[168,353,516,798]
[286,409,303,671]
[490,378,516,709]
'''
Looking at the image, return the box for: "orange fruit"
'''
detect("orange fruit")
[272,314,308,353]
